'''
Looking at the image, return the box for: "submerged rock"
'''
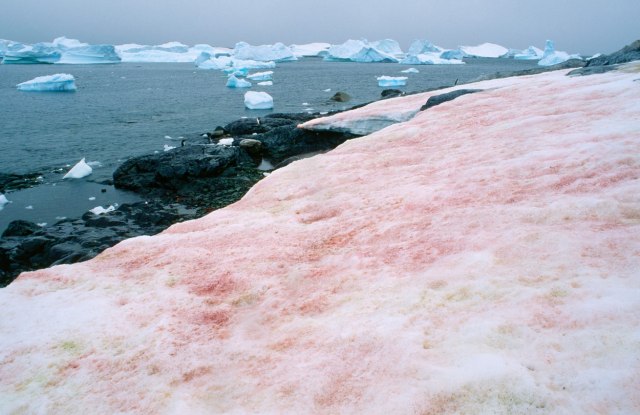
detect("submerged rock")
[330,91,351,102]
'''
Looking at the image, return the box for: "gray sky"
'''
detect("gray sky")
[2,0,638,54]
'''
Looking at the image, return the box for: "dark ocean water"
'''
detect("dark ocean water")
[0,58,538,232]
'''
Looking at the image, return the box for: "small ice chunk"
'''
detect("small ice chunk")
[63,158,92,179]
[164,135,172,139]
[17,73,77,92]
[25,205,33,210]
[377,76,407,87]
[163,144,176,151]
[90,205,115,215]
[89,197,96,201]
[218,138,234,146]
[226,75,252,88]
[37,223,47,227]
[302,102,310,106]
[257,158,274,171]
[247,71,273,81]
[0,194,9,210]
[401,68,419,73]
[257,81,273,86]
[323,88,331,92]
[244,91,274,110]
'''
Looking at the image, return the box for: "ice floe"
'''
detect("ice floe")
[17,74,77,92]
[401,68,420,74]
[226,75,252,88]
[62,158,92,179]
[257,81,273,86]
[377,76,407,87]
[401,53,464,65]
[247,71,273,81]
[244,91,273,109]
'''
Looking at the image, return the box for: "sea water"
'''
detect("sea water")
[0,58,538,232]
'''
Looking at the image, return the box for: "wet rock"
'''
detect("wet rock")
[568,40,640,76]
[239,139,263,158]
[381,89,404,99]
[2,220,41,237]
[420,89,483,111]
[0,172,42,192]
[330,91,351,102]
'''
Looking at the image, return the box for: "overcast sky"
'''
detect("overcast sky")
[2,0,638,54]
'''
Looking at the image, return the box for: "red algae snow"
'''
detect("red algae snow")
[1,66,640,414]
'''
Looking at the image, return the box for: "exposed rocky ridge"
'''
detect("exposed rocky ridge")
[568,39,640,76]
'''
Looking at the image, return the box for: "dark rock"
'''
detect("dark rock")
[210,126,226,138]
[420,89,483,111]
[239,139,263,158]
[330,92,351,102]
[585,40,640,67]
[2,220,41,237]
[274,151,327,169]
[567,40,640,76]
[381,89,404,99]
[0,172,42,192]
[113,145,243,193]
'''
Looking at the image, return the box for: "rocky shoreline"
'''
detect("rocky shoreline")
[2,39,638,286]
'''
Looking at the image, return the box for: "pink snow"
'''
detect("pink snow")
[1,65,640,414]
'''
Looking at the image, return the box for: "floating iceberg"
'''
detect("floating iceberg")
[407,39,443,55]
[324,39,399,63]
[514,46,544,60]
[290,43,331,57]
[3,43,61,64]
[58,45,121,64]
[51,36,88,50]
[460,42,509,58]
[224,67,249,77]
[233,42,297,62]
[63,158,92,179]
[538,40,581,66]
[247,71,273,81]
[226,75,252,88]
[116,42,201,63]
[197,55,232,70]
[231,58,276,70]
[244,91,273,109]
[17,73,77,92]
[0,193,9,210]
[401,53,464,65]
[440,49,466,60]
[370,39,403,57]
[401,68,419,73]
[377,76,407,87]
[257,81,273,86]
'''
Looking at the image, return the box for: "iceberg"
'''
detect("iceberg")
[257,81,273,86]
[370,39,403,57]
[460,42,509,58]
[51,36,88,50]
[231,58,276,70]
[440,49,466,60]
[514,45,544,60]
[197,55,233,70]
[224,67,249,77]
[407,39,443,55]
[116,42,200,63]
[3,43,61,64]
[247,71,273,81]
[377,76,407,87]
[401,68,419,73]
[290,43,331,57]
[0,193,9,210]
[58,44,121,64]
[401,53,464,65]
[324,39,399,63]
[244,91,273,109]
[63,158,92,179]
[16,73,77,92]
[538,40,581,66]
[226,75,252,88]
[233,42,297,62]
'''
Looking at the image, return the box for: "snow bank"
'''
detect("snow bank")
[244,91,273,109]
[16,74,77,92]
[62,158,92,179]
[1,66,639,415]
